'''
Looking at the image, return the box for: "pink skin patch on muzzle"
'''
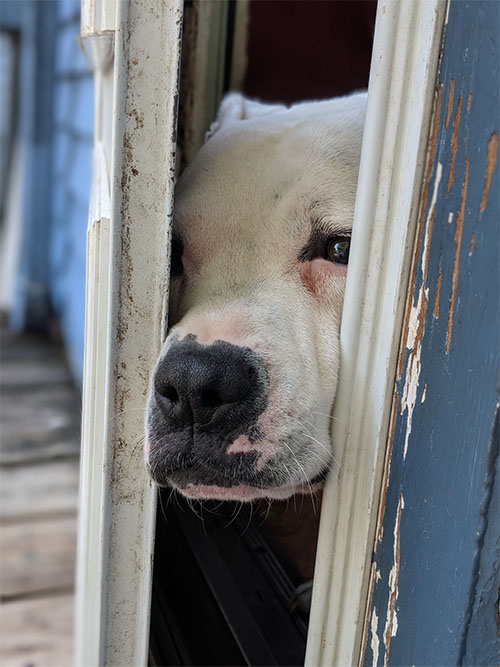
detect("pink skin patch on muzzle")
[226,434,279,472]
[175,310,253,348]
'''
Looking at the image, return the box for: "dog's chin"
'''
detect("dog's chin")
[152,466,330,502]
[175,481,303,502]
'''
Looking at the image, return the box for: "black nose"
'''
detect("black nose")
[154,337,266,428]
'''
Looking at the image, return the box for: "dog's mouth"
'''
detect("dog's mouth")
[150,462,330,501]
[147,446,331,501]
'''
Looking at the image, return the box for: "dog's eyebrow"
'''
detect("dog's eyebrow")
[298,223,351,262]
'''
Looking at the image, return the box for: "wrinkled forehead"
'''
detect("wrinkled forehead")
[174,125,357,249]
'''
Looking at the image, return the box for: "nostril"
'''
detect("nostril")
[158,384,179,403]
[200,388,223,409]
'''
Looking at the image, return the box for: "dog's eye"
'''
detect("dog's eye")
[326,237,350,264]
[170,236,183,278]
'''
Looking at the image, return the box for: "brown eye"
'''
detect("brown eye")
[326,237,350,264]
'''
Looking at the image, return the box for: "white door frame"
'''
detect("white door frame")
[306,2,448,665]
[75,1,182,665]
[76,1,449,665]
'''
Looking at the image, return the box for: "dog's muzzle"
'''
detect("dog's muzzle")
[146,335,270,489]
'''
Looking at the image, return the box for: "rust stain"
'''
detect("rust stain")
[397,84,443,379]
[467,92,473,112]
[480,131,499,212]
[433,271,442,318]
[469,233,475,256]
[447,96,463,194]
[446,158,469,354]
[383,493,404,666]
[445,79,455,129]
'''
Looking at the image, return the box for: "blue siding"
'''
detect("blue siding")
[5,0,93,383]
[49,0,93,382]
[364,1,499,665]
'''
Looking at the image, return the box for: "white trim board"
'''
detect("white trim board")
[305,2,448,665]
[75,1,183,665]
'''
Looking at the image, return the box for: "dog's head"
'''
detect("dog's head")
[145,92,366,501]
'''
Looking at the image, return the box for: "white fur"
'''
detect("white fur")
[147,92,366,500]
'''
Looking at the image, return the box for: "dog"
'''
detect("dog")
[145,91,366,502]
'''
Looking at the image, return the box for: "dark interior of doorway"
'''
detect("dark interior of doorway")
[149,1,376,665]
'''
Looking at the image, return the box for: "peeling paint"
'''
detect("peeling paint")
[421,384,427,403]
[376,392,400,544]
[383,494,404,666]
[448,211,454,224]
[446,158,469,354]
[401,342,422,460]
[397,86,443,379]
[447,96,463,193]
[480,132,498,212]
[406,162,442,351]
[467,92,473,112]
[469,233,475,256]
[401,163,442,459]
[371,608,380,667]
[361,561,378,663]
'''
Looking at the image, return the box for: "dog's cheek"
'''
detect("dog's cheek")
[299,258,347,299]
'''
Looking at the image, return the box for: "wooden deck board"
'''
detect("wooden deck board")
[0,594,74,667]
[0,461,79,523]
[1,322,81,666]
[0,517,77,600]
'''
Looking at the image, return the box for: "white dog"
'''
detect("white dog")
[145,92,366,502]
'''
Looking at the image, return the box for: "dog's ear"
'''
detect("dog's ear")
[205,93,286,140]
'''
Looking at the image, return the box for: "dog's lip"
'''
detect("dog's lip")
[165,463,262,488]
[153,462,331,493]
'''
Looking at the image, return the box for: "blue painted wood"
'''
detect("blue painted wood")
[49,1,93,381]
[364,1,499,665]
[7,0,93,382]
[9,1,57,331]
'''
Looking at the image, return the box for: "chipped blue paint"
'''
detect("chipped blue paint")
[364,1,499,665]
